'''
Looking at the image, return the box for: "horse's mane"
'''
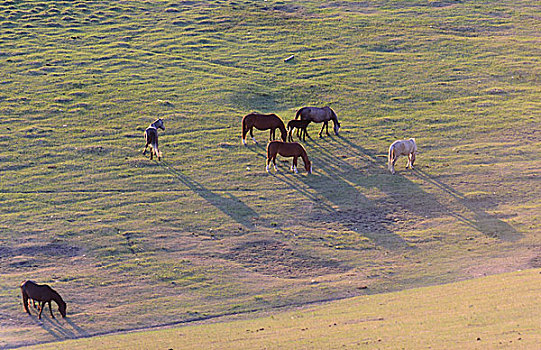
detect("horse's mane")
[326,107,338,121]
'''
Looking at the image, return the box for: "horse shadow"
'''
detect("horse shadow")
[334,136,521,242]
[31,315,88,341]
[413,169,521,242]
[160,161,259,229]
[244,143,335,212]
[247,138,411,250]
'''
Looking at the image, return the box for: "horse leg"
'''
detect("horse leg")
[155,144,161,161]
[48,301,55,319]
[391,155,399,175]
[292,157,298,173]
[319,123,325,137]
[250,128,257,144]
[38,302,44,319]
[266,155,273,173]
[143,141,149,155]
[242,125,248,145]
[325,121,330,136]
[409,153,416,169]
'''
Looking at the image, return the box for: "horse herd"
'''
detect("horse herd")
[241,106,341,174]
[238,105,416,175]
[142,105,416,175]
[19,106,417,320]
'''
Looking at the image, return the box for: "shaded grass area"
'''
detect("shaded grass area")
[0,0,539,348]
[22,269,541,350]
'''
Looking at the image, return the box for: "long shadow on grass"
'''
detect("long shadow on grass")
[32,316,79,341]
[413,169,521,242]
[247,139,410,250]
[160,161,259,228]
[335,136,521,242]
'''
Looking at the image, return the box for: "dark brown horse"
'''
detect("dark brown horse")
[266,140,312,174]
[241,113,287,145]
[295,106,340,137]
[143,118,165,160]
[21,280,67,319]
[287,119,311,142]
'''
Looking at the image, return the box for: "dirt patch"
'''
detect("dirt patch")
[0,243,81,259]
[465,248,541,277]
[528,250,541,268]
[222,240,347,278]
[328,205,416,234]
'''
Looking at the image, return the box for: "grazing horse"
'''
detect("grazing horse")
[388,138,417,174]
[295,106,340,137]
[266,140,312,174]
[287,119,311,142]
[143,118,165,160]
[21,280,66,319]
[241,113,287,145]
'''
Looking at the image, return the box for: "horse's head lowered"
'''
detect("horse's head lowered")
[305,159,312,174]
[58,299,67,318]
[152,118,165,131]
[330,109,340,135]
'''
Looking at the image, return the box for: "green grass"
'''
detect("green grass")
[22,269,541,349]
[0,0,539,348]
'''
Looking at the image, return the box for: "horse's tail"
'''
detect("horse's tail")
[241,115,249,142]
[21,283,30,314]
[388,144,395,166]
[295,108,304,120]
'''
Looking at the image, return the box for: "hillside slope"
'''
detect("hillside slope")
[23,269,541,350]
[0,0,539,348]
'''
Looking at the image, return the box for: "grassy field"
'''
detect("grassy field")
[19,269,541,349]
[0,0,539,348]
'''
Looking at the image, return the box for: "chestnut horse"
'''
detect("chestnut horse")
[266,140,312,174]
[21,280,66,319]
[388,138,417,174]
[241,113,287,145]
[143,118,165,160]
[287,119,311,142]
[295,106,340,137]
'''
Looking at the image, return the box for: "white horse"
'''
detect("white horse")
[388,138,417,174]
